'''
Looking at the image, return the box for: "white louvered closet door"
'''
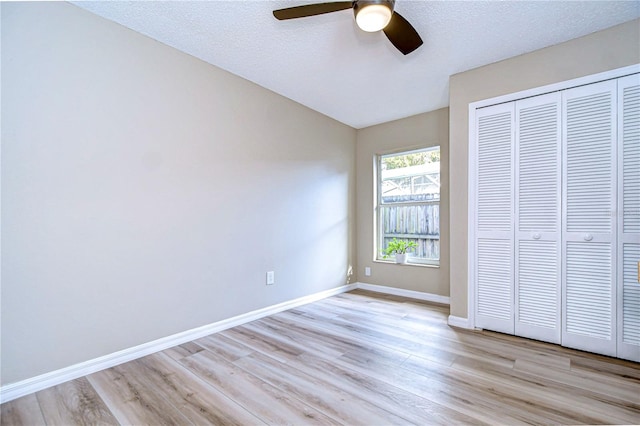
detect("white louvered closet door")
[562,80,617,357]
[475,103,515,334]
[515,93,562,344]
[617,74,640,362]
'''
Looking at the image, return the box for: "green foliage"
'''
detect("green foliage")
[383,238,418,257]
[383,150,440,170]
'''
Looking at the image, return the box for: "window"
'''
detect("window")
[376,147,440,265]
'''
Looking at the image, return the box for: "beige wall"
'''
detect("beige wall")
[449,19,640,319]
[1,2,356,385]
[356,108,449,296]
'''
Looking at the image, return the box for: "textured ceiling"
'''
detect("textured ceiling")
[71,1,640,129]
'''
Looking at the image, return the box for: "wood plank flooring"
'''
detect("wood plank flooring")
[2,289,639,425]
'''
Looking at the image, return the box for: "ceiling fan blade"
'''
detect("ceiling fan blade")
[383,11,423,55]
[273,2,352,20]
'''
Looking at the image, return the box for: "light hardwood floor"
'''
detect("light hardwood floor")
[2,289,639,425]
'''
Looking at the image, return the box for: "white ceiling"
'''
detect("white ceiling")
[71,0,640,129]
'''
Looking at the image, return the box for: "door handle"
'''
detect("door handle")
[532,233,541,240]
[583,233,593,241]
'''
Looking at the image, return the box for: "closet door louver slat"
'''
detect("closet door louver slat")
[475,103,514,334]
[477,114,513,233]
[565,92,613,233]
[517,241,558,327]
[617,74,640,362]
[477,240,512,321]
[515,93,561,343]
[565,242,612,339]
[562,80,617,357]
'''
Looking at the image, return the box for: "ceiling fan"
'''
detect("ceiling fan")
[273,0,423,55]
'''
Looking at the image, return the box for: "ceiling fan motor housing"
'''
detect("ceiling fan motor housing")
[352,0,396,13]
[353,0,396,32]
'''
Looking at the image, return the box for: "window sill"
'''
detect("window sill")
[373,259,440,269]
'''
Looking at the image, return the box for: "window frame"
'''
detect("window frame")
[374,146,441,267]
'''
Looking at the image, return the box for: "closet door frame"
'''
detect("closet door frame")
[514,92,562,344]
[561,80,617,357]
[467,64,639,332]
[473,102,515,334]
[617,73,640,362]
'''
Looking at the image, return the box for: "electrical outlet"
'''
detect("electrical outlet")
[365,267,371,276]
[266,271,275,285]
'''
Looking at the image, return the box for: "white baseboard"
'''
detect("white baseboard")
[0,283,357,404]
[447,315,473,329]
[355,282,450,305]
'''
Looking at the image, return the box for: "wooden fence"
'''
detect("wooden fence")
[380,204,440,260]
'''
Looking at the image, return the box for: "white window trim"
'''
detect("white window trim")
[375,147,441,266]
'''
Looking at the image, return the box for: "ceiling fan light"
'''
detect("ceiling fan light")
[355,4,392,32]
